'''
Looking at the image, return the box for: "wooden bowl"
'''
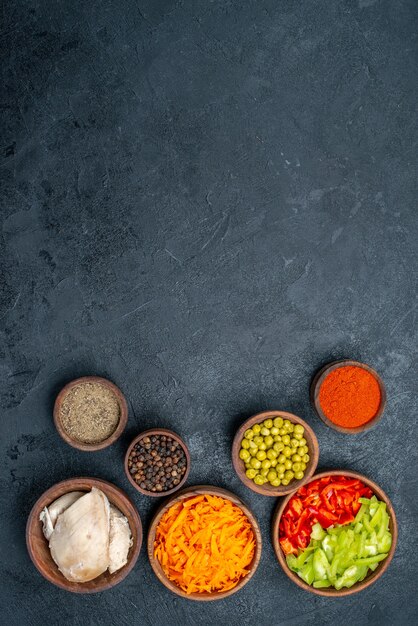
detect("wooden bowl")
[26,477,143,593]
[124,428,191,497]
[147,485,262,601]
[272,470,397,597]
[53,376,128,451]
[232,411,319,496]
[310,360,386,434]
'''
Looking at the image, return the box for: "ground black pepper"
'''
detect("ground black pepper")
[59,382,120,444]
[128,435,187,493]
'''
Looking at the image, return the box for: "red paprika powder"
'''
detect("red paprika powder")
[318,365,381,428]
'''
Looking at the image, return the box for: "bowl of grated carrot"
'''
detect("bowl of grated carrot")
[147,485,262,600]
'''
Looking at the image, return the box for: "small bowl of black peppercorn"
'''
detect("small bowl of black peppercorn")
[124,428,190,497]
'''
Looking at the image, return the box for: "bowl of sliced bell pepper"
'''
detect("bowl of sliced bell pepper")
[272,470,397,596]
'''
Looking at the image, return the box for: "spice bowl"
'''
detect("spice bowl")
[124,428,190,497]
[271,470,397,597]
[147,485,262,601]
[53,376,128,451]
[232,411,319,496]
[26,477,143,593]
[310,360,386,434]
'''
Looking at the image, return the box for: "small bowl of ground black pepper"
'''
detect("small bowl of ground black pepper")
[54,376,128,451]
[125,429,190,497]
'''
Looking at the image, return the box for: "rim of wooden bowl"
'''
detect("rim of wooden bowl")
[53,376,128,451]
[232,411,319,496]
[310,360,387,434]
[147,485,262,601]
[124,428,191,497]
[271,469,398,597]
[26,477,143,593]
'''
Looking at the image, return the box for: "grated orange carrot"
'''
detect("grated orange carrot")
[154,494,255,594]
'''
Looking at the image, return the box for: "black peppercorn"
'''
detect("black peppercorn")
[129,433,187,493]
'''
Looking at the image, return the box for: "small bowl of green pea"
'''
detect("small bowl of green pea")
[232,411,319,496]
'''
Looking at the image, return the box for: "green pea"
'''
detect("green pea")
[303,454,310,463]
[239,449,250,461]
[261,459,271,469]
[281,478,290,486]
[283,420,291,429]
[256,450,266,461]
[264,418,273,429]
[276,464,286,474]
[260,468,269,477]
[284,459,292,470]
[250,458,261,469]
[300,462,307,471]
[299,438,307,447]
[244,429,254,439]
[297,446,305,457]
[241,439,250,449]
[283,446,292,457]
[246,468,257,479]
[302,445,309,455]
[273,442,284,453]
[277,454,286,464]
[290,438,299,448]
[266,448,277,460]
[284,470,294,480]
[254,474,265,485]
[270,459,278,467]
[287,423,294,433]
[270,426,279,436]
[273,417,284,428]
[248,439,258,450]
[264,435,274,447]
[294,424,304,435]
[273,435,282,442]
[279,428,287,436]
[253,435,263,446]
[252,424,261,434]
[282,435,291,445]
[249,447,258,456]
[258,442,267,451]
[294,432,303,440]
[292,454,301,463]
[295,471,304,480]
[267,470,277,481]
[292,462,302,472]
[260,427,270,436]
[270,477,281,487]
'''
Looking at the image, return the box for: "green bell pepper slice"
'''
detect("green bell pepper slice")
[353,553,388,566]
[313,579,332,588]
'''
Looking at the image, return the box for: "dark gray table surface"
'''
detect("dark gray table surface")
[1,0,417,624]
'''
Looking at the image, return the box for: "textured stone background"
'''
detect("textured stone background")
[1,0,417,624]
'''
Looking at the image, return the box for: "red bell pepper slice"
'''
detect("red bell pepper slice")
[282,518,293,537]
[280,537,297,555]
[320,491,335,511]
[296,534,309,550]
[321,480,360,498]
[338,510,354,525]
[308,506,338,527]
[294,508,310,535]
[289,497,303,517]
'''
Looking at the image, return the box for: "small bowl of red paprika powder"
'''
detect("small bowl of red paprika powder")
[310,360,386,434]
